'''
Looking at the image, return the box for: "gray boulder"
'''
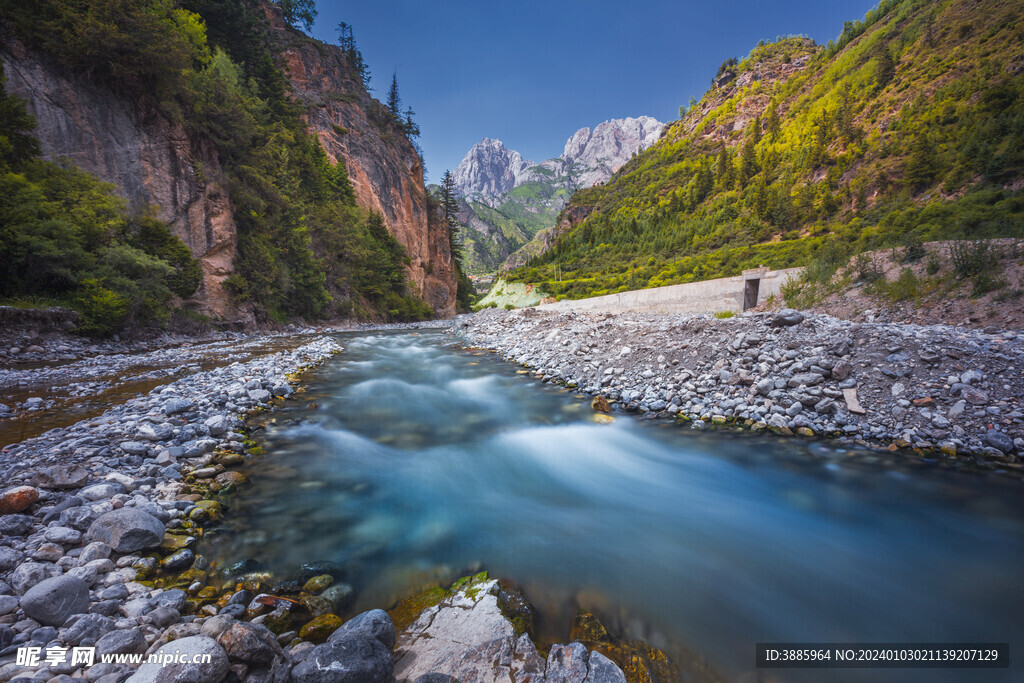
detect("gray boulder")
[545,642,589,682]
[96,627,147,656]
[120,441,150,456]
[0,547,24,571]
[63,613,116,646]
[127,635,228,683]
[291,634,393,683]
[248,389,271,402]
[985,430,1014,454]
[771,309,805,327]
[59,506,99,531]
[31,464,90,490]
[10,561,61,594]
[164,398,194,416]
[204,415,230,437]
[20,575,89,626]
[328,609,396,650]
[87,508,164,552]
[216,621,283,667]
[0,514,34,536]
[137,423,175,442]
[586,651,627,683]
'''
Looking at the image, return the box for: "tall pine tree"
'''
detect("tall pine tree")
[440,170,461,256]
[336,22,370,88]
[387,71,401,119]
[439,170,475,311]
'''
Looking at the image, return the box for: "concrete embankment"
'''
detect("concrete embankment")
[536,266,802,315]
[456,307,1024,464]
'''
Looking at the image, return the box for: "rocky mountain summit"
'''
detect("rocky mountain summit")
[454,117,664,205]
[561,116,664,188]
[452,138,534,201]
[451,117,664,273]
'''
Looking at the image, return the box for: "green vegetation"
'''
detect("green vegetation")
[508,0,1024,300]
[460,184,568,274]
[0,65,202,335]
[2,0,435,325]
[437,170,476,311]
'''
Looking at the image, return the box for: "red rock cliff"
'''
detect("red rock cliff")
[264,6,456,317]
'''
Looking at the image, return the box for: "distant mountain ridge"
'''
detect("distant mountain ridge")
[452,117,664,272]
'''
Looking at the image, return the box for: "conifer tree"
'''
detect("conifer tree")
[336,22,370,88]
[277,0,316,31]
[440,170,460,252]
[403,106,419,137]
[766,100,781,142]
[715,146,735,189]
[874,44,896,92]
[387,71,401,119]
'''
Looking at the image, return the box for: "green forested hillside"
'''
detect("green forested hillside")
[0,0,433,331]
[508,0,1024,300]
[460,179,570,273]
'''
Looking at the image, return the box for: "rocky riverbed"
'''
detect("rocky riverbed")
[0,329,633,683]
[455,308,1024,467]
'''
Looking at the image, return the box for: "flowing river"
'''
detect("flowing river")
[202,330,1024,682]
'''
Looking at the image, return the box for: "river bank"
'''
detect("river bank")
[455,308,1024,467]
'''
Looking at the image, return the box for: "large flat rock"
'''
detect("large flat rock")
[394,577,622,683]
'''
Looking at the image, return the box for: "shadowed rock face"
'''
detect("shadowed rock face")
[264,6,456,318]
[1,7,457,322]
[1,44,240,321]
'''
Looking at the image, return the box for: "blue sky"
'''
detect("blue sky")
[310,0,877,184]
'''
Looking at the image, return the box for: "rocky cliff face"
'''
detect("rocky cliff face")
[452,117,664,273]
[452,138,533,203]
[0,43,240,321]
[561,115,664,187]
[0,7,455,322]
[264,6,455,317]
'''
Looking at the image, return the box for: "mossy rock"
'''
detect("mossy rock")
[160,533,195,553]
[571,610,611,643]
[302,574,333,594]
[211,471,247,493]
[189,500,223,524]
[217,453,245,467]
[196,586,219,600]
[569,611,680,683]
[262,607,293,635]
[387,586,447,632]
[132,557,158,579]
[175,567,209,583]
[299,614,343,643]
[388,572,491,632]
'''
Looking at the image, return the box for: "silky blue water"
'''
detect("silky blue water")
[204,331,1024,682]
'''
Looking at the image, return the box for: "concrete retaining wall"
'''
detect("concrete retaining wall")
[535,267,803,315]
